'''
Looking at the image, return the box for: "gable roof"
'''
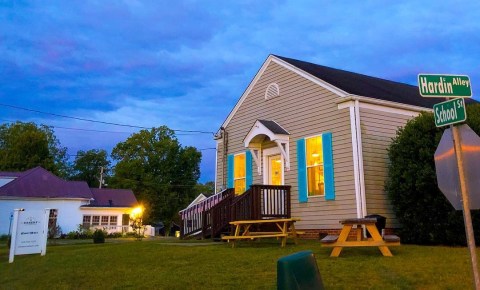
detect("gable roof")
[0,167,93,199]
[219,54,476,131]
[87,188,138,207]
[0,167,138,208]
[258,120,290,135]
[275,55,440,108]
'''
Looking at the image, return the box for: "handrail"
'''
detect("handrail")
[180,185,291,238]
[179,188,233,237]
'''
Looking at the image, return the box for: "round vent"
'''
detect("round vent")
[265,83,280,100]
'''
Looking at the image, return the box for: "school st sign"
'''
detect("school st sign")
[433,98,466,127]
[418,74,472,98]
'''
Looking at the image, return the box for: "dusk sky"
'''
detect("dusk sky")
[1,1,479,182]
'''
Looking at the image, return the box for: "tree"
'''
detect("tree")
[385,104,480,245]
[110,126,201,228]
[71,149,111,187]
[195,181,215,197]
[0,121,69,177]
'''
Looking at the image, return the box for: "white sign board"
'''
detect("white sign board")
[9,209,49,263]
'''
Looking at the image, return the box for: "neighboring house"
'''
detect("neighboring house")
[0,166,138,235]
[180,54,474,238]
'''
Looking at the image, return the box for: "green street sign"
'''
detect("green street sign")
[418,74,472,98]
[434,98,467,127]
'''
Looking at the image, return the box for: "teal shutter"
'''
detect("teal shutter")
[296,139,308,203]
[227,154,234,189]
[245,151,253,189]
[322,132,335,200]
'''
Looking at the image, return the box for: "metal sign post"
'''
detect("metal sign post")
[451,122,480,289]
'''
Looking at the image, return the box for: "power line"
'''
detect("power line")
[0,103,215,135]
[1,118,211,136]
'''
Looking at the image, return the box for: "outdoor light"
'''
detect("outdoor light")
[130,206,143,219]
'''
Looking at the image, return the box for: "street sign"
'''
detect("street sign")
[418,74,472,98]
[433,98,467,127]
[434,124,480,210]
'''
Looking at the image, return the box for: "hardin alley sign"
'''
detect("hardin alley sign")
[418,74,472,98]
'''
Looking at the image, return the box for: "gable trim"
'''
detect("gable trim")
[219,55,348,131]
[338,95,432,115]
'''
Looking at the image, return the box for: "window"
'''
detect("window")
[110,216,118,225]
[83,215,91,228]
[305,136,325,196]
[101,216,109,225]
[92,216,100,226]
[234,153,246,194]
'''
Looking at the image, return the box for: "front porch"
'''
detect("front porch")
[179,184,291,239]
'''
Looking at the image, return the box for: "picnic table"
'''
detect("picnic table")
[221,218,302,248]
[320,218,400,257]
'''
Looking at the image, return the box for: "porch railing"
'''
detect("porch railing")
[204,191,235,238]
[231,184,291,221]
[180,185,291,239]
[179,188,234,237]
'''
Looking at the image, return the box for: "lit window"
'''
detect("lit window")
[110,216,118,225]
[83,215,91,228]
[306,136,325,196]
[92,216,100,226]
[234,153,246,195]
[101,216,109,225]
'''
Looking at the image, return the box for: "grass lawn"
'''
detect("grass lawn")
[0,237,477,289]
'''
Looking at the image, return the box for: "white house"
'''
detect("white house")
[0,166,139,235]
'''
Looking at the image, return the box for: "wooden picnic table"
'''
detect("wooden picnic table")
[221,218,301,248]
[320,218,400,257]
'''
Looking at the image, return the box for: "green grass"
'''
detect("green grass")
[0,238,477,289]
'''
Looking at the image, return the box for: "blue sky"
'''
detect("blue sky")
[1,1,479,182]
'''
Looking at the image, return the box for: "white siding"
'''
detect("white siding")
[0,198,89,235]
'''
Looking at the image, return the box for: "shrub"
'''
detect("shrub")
[93,229,106,244]
[386,104,480,245]
[107,232,122,238]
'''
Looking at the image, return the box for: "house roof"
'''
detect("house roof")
[275,55,476,108]
[258,120,290,135]
[0,171,23,178]
[219,54,477,131]
[0,167,93,199]
[0,167,137,208]
[86,188,138,207]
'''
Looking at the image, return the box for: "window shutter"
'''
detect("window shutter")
[322,132,335,200]
[227,154,234,189]
[296,139,308,203]
[245,151,253,189]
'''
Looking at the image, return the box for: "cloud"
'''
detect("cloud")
[1,0,480,183]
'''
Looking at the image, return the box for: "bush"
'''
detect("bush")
[386,104,480,245]
[107,232,122,238]
[93,229,106,244]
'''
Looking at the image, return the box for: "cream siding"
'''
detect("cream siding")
[360,107,415,228]
[216,61,357,230]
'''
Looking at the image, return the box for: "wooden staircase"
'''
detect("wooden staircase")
[180,185,291,239]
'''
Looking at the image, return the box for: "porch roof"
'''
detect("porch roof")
[243,119,289,147]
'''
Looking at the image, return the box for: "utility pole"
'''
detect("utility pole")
[99,166,104,189]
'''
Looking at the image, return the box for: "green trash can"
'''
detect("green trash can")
[277,250,324,290]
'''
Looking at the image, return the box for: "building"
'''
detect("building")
[181,54,469,238]
[0,166,138,235]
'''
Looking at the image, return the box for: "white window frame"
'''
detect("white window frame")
[305,134,325,197]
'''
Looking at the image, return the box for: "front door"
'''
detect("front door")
[263,150,285,216]
[268,154,283,185]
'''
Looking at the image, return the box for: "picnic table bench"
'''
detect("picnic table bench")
[222,218,302,248]
[320,218,400,257]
